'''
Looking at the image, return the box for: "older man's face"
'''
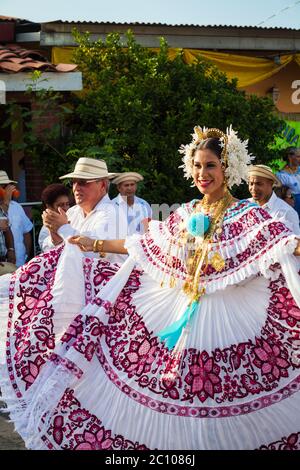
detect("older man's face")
[118,180,137,198]
[248,175,273,205]
[72,179,107,212]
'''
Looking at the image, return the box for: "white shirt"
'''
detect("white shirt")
[43,195,121,263]
[250,192,300,235]
[276,169,300,194]
[112,194,152,237]
[8,201,33,267]
[38,225,52,253]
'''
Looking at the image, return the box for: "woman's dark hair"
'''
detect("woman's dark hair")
[41,184,70,209]
[283,147,299,162]
[196,138,223,160]
[275,185,292,201]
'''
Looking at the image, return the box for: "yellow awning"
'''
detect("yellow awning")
[52,46,300,89]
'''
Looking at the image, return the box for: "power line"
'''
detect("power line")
[256,0,300,26]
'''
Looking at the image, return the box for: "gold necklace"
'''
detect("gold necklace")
[183,190,234,301]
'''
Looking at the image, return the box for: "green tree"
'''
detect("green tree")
[2,33,283,205]
[2,71,74,186]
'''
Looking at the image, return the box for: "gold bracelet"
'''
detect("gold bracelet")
[96,239,106,258]
[93,239,98,253]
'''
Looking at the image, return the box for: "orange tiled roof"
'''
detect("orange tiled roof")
[0,44,77,73]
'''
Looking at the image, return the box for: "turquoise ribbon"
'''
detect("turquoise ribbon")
[157,300,199,350]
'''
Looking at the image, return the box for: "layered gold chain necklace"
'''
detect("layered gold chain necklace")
[183,189,234,301]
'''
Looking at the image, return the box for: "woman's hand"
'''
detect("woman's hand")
[294,239,300,256]
[6,249,16,265]
[42,208,68,233]
[0,218,9,231]
[68,235,94,252]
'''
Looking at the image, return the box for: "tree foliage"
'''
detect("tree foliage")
[2,32,283,204]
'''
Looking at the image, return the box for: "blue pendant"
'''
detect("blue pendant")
[186,212,210,237]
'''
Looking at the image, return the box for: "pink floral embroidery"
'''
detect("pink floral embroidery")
[17,288,53,324]
[122,337,158,376]
[228,221,243,237]
[49,353,83,379]
[75,427,113,450]
[20,355,45,389]
[184,351,221,402]
[42,389,149,450]
[19,263,41,283]
[272,287,300,327]
[97,341,300,419]
[268,221,286,237]
[7,246,63,396]
[253,340,289,381]
[61,317,84,344]
[259,432,300,450]
[53,416,64,445]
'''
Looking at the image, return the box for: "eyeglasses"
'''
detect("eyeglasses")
[71,179,100,186]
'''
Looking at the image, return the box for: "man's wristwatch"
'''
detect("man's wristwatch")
[7,248,15,251]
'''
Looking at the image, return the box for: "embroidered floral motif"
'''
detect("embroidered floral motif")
[259,432,300,450]
[271,285,300,327]
[84,258,300,406]
[184,351,221,402]
[42,389,148,450]
[74,428,113,450]
[138,202,292,286]
[49,353,83,379]
[253,339,289,381]
[96,341,300,419]
[7,247,64,395]
[62,314,103,362]
[20,355,46,390]
[122,337,158,377]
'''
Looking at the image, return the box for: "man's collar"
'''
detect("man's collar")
[262,191,276,210]
[80,193,111,216]
[117,193,136,205]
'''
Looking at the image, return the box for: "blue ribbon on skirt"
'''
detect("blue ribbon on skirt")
[157,300,199,350]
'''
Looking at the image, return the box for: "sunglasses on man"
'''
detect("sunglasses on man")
[70,179,101,186]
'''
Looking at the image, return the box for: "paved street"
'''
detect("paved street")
[0,402,26,450]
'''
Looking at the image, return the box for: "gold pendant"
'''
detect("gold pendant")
[209,252,225,272]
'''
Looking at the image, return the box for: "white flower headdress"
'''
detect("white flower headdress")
[179,125,254,188]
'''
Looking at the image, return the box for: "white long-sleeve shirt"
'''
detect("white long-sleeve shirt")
[112,194,152,236]
[250,192,300,235]
[8,201,33,267]
[40,194,122,263]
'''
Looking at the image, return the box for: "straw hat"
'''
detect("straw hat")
[0,170,17,185]
[111,172,144,185]
[59,158,116,180]
[248,164,282,187]
[0,262,17,276]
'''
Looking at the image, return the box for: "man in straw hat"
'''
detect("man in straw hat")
[248,164,300,234]
[0,170,32,267]
[111,172,152,236]
[42,158,121,261]
[0,206,16,274]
